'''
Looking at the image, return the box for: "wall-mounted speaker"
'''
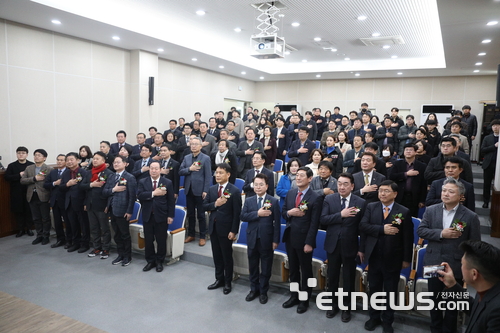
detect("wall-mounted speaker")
[148,76,154,105]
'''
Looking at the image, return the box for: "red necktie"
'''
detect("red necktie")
[218,185,223,197]
[153,180,157,190]
[295,191,303,208]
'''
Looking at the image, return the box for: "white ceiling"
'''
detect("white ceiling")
[0,0,498,81]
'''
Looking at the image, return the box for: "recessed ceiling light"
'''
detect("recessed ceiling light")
[234,28,241,32]
[355,73,360,76]
[487,21,498,26]
[51,19,61,25]
[219,65,224,69]
[314,37,321,42]
[191,58,197,61]
[382,45,390,49]
[284,51,291,55]
[260,76,264,80]
[391,55,398,59]
[316,74,321,78]
[157,48,164,52]
[302,59,307,63]
[357,15,367,21]
[291,22,300,27]
[278,14,285,18]
[196,10,205,16]
[475,62,483,66]
[478,52,486,56]
[372,32,381,37]
[397,72,403,75]
[241,71,246,75]
[330,48,338,52]
[473,70,480,73]
[112,36,120,41]
[344,57,350,61]
[482,39,492,43]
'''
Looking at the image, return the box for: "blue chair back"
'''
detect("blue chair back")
[412,217,421,245]
[176,188,187,208]
[234,178,245,192]
[179,175,185,188]
[313,230,327,261]
[418,206,426,219]
[315,141,320,149]
[415,247,426,279]
[131,201,141,221]
[236,222,248,245]
[274,159,283,172]
[276,224,287,253]
[169,206,187,231]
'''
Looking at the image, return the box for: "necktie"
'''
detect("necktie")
[57,170,62,178]
[364,174,370,185]
[153,180,157,190]
[384,129,388,145]
[255,169,259,175]
[142,160,147,167]
[258,197,263,209]
[295,191,303,208]
[341,198,346,210]
[115,174,120,183]
[383,207,390,220]
[218,185,223,197]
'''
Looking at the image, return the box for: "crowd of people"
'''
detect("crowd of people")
[4,103,500,333]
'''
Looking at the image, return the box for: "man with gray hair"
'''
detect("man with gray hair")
[417,177,481,333]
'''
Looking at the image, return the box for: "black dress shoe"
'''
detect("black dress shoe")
[245,290,260,302]
[223,283,232,295]
[326,307,339,318]
[207,280,225,290]
[26,229,34,236]
[143,262,157,271]
[41,237,50,245]
[112,256,123,265]
[282,296,300,308]
[51,240,65,248]
[32,237,43,245]
[67,244,80,253]
[156,262,163,272]
[64,242,72,249]
[259,294,268,304]
[341,310,351,322]
[483,202,489,208]
[77,246,90,253]
[364,318,382,331]
[382,323,394,333]
[122,257,132,266]
[16,230,25,238]
[297,301,309,314]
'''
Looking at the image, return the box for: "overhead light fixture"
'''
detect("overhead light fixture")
[302,59,307,63]
[192,58,197,61]
[482,39,492,43]
[478,52,486,56]
[157,48,164,52]
[284,51,290,55]
[219,65,224,69]
[314,37,322,42]
[344,57,350,61]
[291,22,300,27]
[330,48,338,52]
[354,73,360,77]
[487,21,498,26]
[260,76,264,79]
[357,15,367,21]
[112,36,120,40]
[397,72,403,75]
[51,19,61,25]
[475,62,483,65]
[316,74,321,78]
[241,71,246,75]
[382,45,390,49]
[473,70,480,73]
[371,32,381,37]
[391,55,398,59]
[196,10,206,16]
[234,28,241,32]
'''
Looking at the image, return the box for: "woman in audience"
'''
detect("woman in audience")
[381,144,397,172]
[261,109,270,119]
[335,131,352,158]
[371,115,382,129]
[256,116,271,139]
[324,110,332,124]
[164,131,179,161]
[322,135,343,178]
[415,139,431,165]
[260,126,277,170]
[276,157,301,210]
[305,149,324,176]
[118,145,134,173]
[78,145,93,170]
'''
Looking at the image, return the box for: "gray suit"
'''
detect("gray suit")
[200,133,217,156]
[310,175,338,197]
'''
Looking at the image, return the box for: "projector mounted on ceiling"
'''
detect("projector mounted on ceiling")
[359,35,405,46]
[250,2,286,59]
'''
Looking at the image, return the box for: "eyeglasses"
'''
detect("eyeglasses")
[378,189,394,194]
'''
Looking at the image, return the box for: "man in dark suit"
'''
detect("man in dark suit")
[240,173,281,304]
[81,152,114,259]
[310,161,338,198]
[243,151,275,197]
[390,143,427,217]
[20,149,53,245]
[225,120,240,146]
[145,126,158,145]
[426,157,475,211]
[287,114,302,142]
[374,117,399,154]
[207,117,221,141]
[235,128,265,178]
[60,152,90,253]
[480,119,500,208]
[199,122,217,155]
[130,132,146,161]
[272,117,290,163]
[320,173,366,322]
[137,161,175,273]
[110,130,133,156]
[312,108,326,141]
[343,136,364,174]
[44,154,70,248]
[288,126,316,167]
[132,144,153,181]
[158,144,180,197]
[203,163,242,294]
[359,180,413,333]
[352,142,387,177]
[425,137,473,184]
[347,118,366,143]
[211,139,238,184]
[437,240,500,333]
[99,141,115,171]
[301,111,318,141]
[103,156,138,267]
[417,178,481,333]
[180,137,212,246]
[353,152,386,204]
[164,119,182,141]
[282,167,323,314]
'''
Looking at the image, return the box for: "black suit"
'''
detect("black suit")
[426,178,475,211]
[43,168,70,242]
[353,171,386,203]
[425,153,473,185]
[159,158,180,195]
[240,195,281,294]
[138,176,175,264]
[243,167,275,197]
[130,144,143,161]
[203,183,242,284]
[352,158,387,177]
[272,126,290,162]
[390,159,427,217]
[207,128,220,141]
[321,193,366,309]
[210,150,238,184]
[132,158,153,181]
[374,126,399,153]
[359,201,413,325]
[288,139,316,167]
[481,133,498,204]
[282,187,323,298]
[110,142,133,156]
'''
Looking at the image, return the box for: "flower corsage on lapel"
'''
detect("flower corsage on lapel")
[119,177,127,185]
[391,213,404,226]
[75,173,83,182]
[299,200,308,212]
[451,219,466,232]
[193,161,202,168]
[222,189,231,199]
[98,172,107,182]
[158,183,166,190]
[263,199,272,210]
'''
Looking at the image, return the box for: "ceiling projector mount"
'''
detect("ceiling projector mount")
[250,2,286,59]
